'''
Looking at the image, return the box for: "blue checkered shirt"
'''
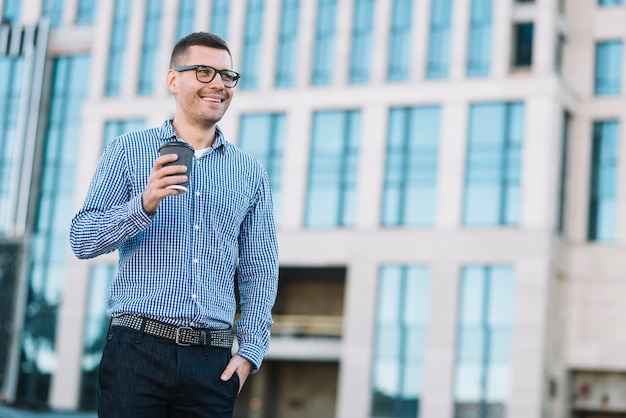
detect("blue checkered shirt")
[70,119,279,371]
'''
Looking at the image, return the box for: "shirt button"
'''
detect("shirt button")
[195,191,201,196]
[193,258,199,264]
[194,224,200,230]
[190,321,196,327]
[191,294,197,300]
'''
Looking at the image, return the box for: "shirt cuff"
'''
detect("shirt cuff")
[236,343,264,373]
[128,194,153,229]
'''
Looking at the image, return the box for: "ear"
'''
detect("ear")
[167,69,177,93]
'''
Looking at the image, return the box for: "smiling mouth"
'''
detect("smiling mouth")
[202,97,223,103]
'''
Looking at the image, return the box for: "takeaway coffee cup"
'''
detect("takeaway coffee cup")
[158,141,194,193]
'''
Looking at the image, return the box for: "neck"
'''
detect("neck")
[171,118,216,150]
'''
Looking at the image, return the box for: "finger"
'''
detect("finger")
[161,175,188,190]
[220,365,235,381]
[159,165,188,177]
[153,154,179,171]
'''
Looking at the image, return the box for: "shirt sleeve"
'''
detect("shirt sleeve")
[69,140,153,259]
[235,169,279,372]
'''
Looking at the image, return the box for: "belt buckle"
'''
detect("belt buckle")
[175,326,194,346]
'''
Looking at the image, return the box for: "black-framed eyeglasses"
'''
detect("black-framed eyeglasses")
[173,65,241,88]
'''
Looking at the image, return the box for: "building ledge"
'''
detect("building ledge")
[266,336,341,361]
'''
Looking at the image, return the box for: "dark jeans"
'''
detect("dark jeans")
[97,327,239,418]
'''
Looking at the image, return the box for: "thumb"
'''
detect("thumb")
[220,365,235,381]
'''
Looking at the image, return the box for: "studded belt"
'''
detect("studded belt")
[111,315,234,348]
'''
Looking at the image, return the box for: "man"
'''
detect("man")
[70,32,279,418]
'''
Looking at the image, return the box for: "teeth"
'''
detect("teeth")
[202,97,221,103]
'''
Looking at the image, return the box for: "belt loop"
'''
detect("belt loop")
[204,332,211,356]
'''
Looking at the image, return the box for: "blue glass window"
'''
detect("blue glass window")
[41,0,63,27]
[382,106,440,227]
[105,0,132,97]
[176,0,196,41]
[588,121,619,242]
[467,0,493,77]
[0,57,24,234]
[17,54,91,405]
[2,0,21,22]
[387,0,413,82]
[464,102,524,227]
[240,0,264,90]
[349,0,375,84]
[305,110,360,228]
[79,264,117,409]
[454,266,515,418]
[311,0,337,86]
[513,23,533,68]
[103,119,146,149]
[599,0,624,5]
[595,41,623,95]
[137,0,163,96]
[239,113,286,224]
[427,0,453,79]
[75,0,96,25]
[371,265,430,418]
[209,0,230,41]
[556,112,570,234]
[275,0,300,88]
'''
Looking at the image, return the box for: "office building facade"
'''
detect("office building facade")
[1,0,626,417]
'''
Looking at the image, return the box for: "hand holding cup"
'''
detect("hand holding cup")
[158,142,194,194]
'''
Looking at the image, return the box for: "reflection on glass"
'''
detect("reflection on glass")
[371,265,430,418]
[76,0,96,25]
[588,120,619,242]
[275,0,300,88]
[240,0,264,90]
[349,0,374,84]
[512,23,533,68]
[239,113,286,224]
[595,41,622,95]
[79,264,116,409]
[599,0,624,7]
[453,266,514,418]
[106,0,132,97]
[209,0,230,41]
[176,0,196,41]
[467,0,493,77]
[311,0,337,85]
[41,0,63,27]
[556,112,570,233]
[387,0,413,81]
[2,0,21,22]
[427,0,452,79]
[17,54,91,405]
[463,102,524,226]
[305,110,360,228]
[382,106,440,227]
[0,57,24,234]
[103,119,146,150]
[137,0,163,96]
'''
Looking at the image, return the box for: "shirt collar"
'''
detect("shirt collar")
[159,119,226,152]
[158,119,178,142]
[213,126,226,150]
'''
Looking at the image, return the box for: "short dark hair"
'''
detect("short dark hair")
[170,32,232,68]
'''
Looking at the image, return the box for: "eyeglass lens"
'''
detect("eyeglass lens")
[196,66,238,87]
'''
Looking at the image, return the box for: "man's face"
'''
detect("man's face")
[168,45,235,128]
